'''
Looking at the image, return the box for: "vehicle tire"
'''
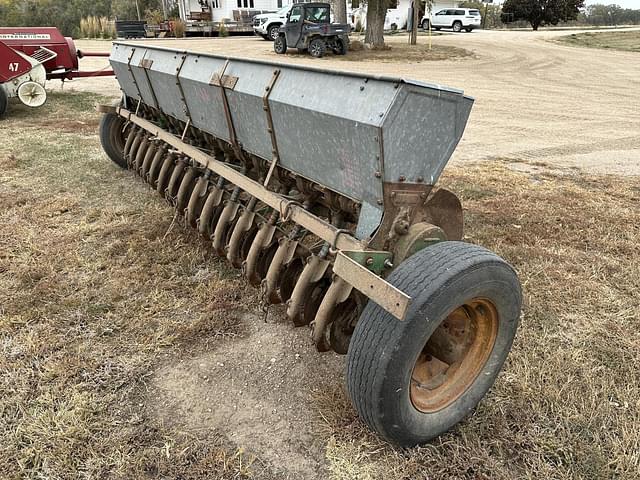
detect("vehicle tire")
[308,38,326,58]
[452,21,462,32]
[267,24,280,41]
[465,27,472,33]
[99,112,127,168]
[0,87,8,118]
[274,35,287,54]
[421,19,430,30]
[347,241,521,447]
[333,38,348,55]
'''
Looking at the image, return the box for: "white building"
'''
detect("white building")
[177,0,284,24]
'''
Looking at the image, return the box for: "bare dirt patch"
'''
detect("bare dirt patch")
[321,40,472,62]
[149,312,344,479]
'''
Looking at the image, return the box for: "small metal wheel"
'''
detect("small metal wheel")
[17,81,46,108]
[268,25,280,41]
[347,241,521,447]
[274,35,287,54]
[308,38,326,58]
[452,21,462,33]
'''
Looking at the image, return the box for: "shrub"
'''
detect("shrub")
[80,16,116,39]
[219,22,229,37]
[173,19,186,38]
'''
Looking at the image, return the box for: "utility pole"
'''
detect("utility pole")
[427,3,432,50]
[162,0,168,20]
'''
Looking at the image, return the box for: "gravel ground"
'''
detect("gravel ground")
[62,28,640,175]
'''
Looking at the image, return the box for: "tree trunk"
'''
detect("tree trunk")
[334,0,347,25]
[531,16,541,30]
[409,0,419,45]
[365,0,386,47]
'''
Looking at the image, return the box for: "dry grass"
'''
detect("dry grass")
[315,164,640,479]
[0,94,259,479]
[556,30,640,52]
[1,92,639,479]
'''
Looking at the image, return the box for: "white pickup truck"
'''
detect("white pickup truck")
[253,5,292,41]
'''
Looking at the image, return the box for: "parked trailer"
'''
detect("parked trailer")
[97,42,522,446]
[115,20,148,39]
[0,27,113,117]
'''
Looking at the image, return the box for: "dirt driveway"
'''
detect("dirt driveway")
[67,28,640,175]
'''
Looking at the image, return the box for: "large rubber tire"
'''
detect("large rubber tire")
[274,35,287,54]
[99,112,127,168]
[0,87,8,118]
[308,38,326,58]
[421,19,430,30]
[347,241,521,447]
[452,21,462,33]
[333,38,348,55]
[267,24,281,41]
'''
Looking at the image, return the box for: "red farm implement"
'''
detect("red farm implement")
[0,27,113,117]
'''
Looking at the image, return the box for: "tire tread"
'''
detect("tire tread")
[347,241,520,443]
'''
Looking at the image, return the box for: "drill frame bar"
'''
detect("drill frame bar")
[112,105,411,321]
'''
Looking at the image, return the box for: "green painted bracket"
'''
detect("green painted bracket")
[342,250,393,276]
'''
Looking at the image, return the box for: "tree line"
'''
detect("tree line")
[0,0,639,45]
[0,0,171,37]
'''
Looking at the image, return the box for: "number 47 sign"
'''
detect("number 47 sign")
[8,62,20,72]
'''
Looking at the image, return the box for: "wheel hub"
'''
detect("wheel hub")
[410,298,499,413]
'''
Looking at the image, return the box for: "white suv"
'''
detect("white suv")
[421,8,481,33]
[253,5,292,41]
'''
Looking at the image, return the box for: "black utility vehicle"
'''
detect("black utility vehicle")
[274,3,349,58]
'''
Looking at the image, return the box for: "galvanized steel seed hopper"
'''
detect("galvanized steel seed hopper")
[98,42,522,447]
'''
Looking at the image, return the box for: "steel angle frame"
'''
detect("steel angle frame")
[114,106,411,321]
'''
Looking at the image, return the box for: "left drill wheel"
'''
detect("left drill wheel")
[0,88,8,118]
[99,112,127,168]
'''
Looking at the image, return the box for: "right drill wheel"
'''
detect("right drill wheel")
[347,241,522,447]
